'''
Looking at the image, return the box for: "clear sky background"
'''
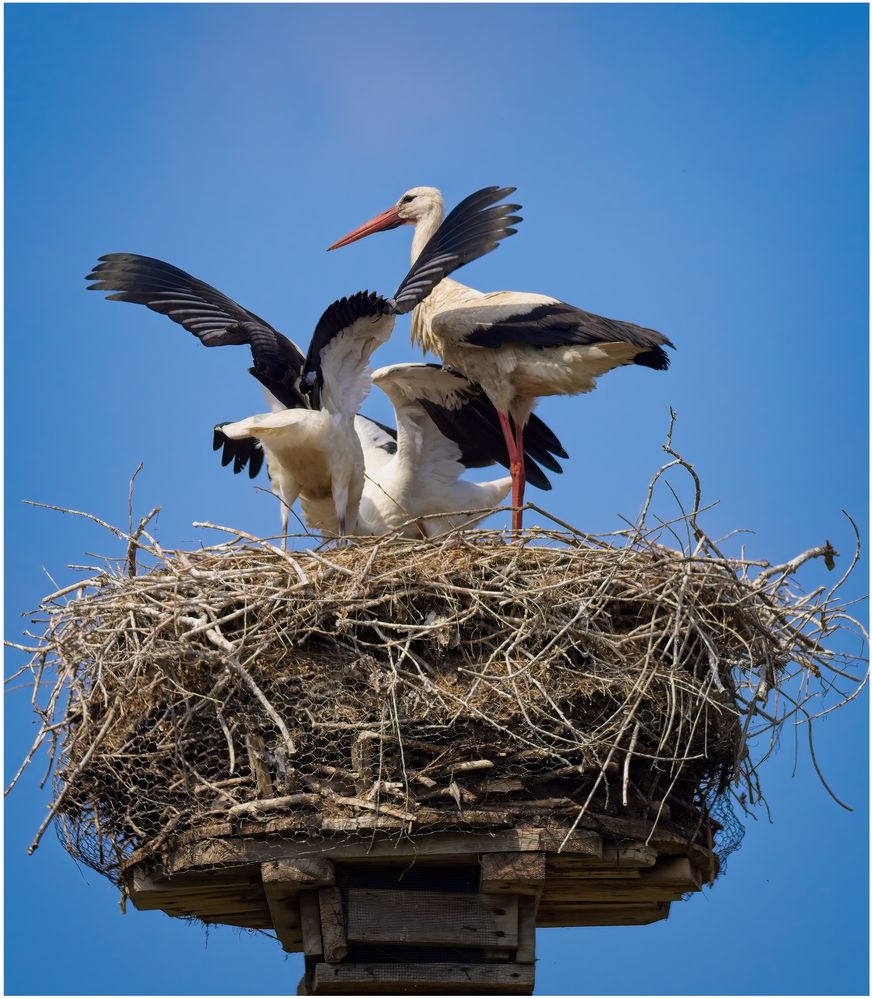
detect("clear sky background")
[5,3,868,996]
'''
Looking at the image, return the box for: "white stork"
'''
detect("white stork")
[328,186,674,531]
[360,363,514,537]
[87,187,563,539]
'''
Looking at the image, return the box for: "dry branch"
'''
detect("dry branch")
[6,454,867,887]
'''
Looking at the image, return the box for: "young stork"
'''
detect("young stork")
[361,363,515,537]
[87,187,562,538]
[329,186,675,531]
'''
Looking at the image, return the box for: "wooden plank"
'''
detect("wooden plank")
[540,829,602,856]
[547,864,642,880]
[299,891,323,959]
[318,887,348,963]
[129,866,261,895]
[515,895,538,964]
[345,889,518,950]
[139,891,267,912]
[541,883,686,904]
[587,816,717,878]
[480,852,545,894]
[128,867,269,923]
[262,866,304,953]
[537,901,670,928]
[311,961,534,995]
[539,857,703,908]
[262,858,335,888]
[157,891,266,910]
[638,857,702,891]
[167,827,559,874]
[589,841,658,868]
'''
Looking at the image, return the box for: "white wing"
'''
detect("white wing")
[222,409,362,537]
[360,364,509,536]
[303,293,395,418]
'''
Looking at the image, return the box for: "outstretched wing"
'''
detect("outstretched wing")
[371,363,566,491]
[390,186,522,315]
[87,252,309,408]
[302,292,394,414]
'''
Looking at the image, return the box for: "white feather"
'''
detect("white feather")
[319,314,395,417]
[359,364,511,537]
[222,409,363,536]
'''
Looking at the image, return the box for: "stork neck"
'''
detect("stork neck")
[411,203,444,263]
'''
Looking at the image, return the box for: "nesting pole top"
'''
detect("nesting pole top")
[11,488,865,995]
[126,821,713,995]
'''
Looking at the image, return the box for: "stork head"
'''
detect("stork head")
[327,186,444,250]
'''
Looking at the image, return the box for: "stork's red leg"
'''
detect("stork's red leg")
[514,419,527,528]
[498,411,523,533]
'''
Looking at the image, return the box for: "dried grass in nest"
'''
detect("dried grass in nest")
[7,437,868,885]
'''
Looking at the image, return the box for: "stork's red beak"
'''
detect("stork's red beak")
[327,205,404,250]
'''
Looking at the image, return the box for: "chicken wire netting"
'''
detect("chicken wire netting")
[8,452,866,893]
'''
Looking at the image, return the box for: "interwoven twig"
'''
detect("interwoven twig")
[6,445,867,884]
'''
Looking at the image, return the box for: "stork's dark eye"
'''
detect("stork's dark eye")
[400,194,415,204]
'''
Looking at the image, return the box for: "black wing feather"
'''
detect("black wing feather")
[212,424,264,480]
[87,252,309,407]
[410,364,567,490]
[463,302,673,369]
[301,291,390,403]
[390,186,522,315]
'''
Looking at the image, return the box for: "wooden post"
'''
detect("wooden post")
[318,886,348,963]
[299,892,324,960]
[479,851,544,965]
[261,859,335,954]
[515,896,537,964]
[480,851,546,894]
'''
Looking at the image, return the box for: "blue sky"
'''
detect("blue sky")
[5,3,868,995]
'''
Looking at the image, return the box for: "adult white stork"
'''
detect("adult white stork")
[328,186,675,531]
[87,186,563,539]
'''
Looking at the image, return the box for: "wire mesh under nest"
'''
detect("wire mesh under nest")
[7,443,867,888]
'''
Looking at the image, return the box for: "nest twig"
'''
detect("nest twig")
[6,438,867,885]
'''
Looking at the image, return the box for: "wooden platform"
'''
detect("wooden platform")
[125,825,714,994]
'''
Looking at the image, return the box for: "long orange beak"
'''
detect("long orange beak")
[327,205,404,251]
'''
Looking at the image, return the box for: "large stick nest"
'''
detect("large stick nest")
[8,450,867,885]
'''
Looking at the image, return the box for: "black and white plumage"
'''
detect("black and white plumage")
[212,426,265,479]
[88,252,313,539]
[87,186,552,538]
[217,366,567,536]
[86,252,309,411]
[360,363,530,537]
[328,185,674,531]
